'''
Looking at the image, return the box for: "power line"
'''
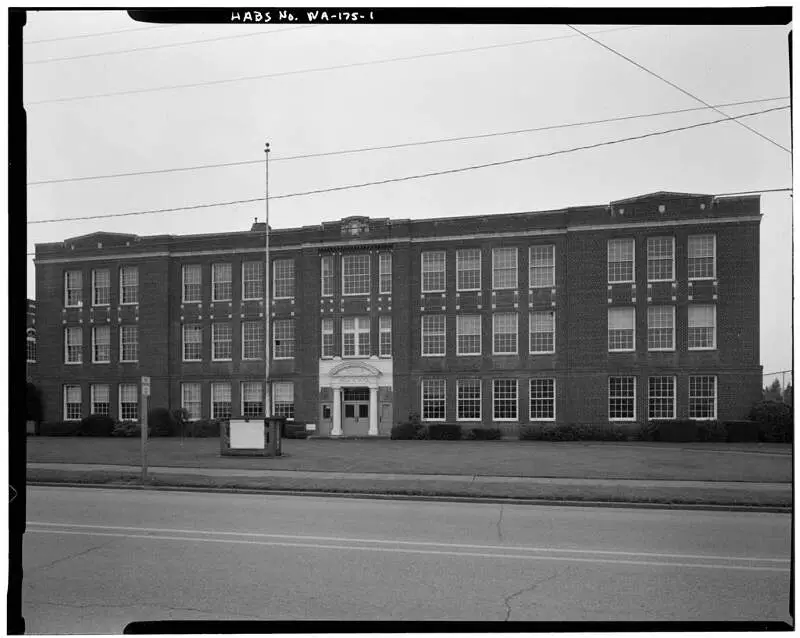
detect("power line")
[566,24,792,155]
[25,25,316,65]
[25,24,176,45]
[27,25,646,106]
[25,105,789,227]
[27,95,790,186]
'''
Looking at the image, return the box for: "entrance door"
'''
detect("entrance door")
[342,388,370,436]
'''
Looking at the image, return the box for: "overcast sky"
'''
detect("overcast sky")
[23,10,792,380]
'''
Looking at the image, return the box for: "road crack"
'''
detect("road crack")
[29,539,117,574]
[501,567,568,622]
[496,504,505,542]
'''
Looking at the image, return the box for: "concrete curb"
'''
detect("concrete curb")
[28,481,793,514]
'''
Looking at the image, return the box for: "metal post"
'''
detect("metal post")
[141,395,149,483]
[264,141,272,418]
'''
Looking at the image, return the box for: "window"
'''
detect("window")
[379,316,392,357]
[273,382,295,419]
[64,270,83,307]
[647,237,674,282]
[211,382,232,419]
[456,315,481,355]
[492,247,517,290]
[648,376,675,420]
[212,263,232,301]
[608,239,635,283]
[688,305,716,350]
[529,311,555,354]
[63,385,82,420]
[92,325,111,363]
[65,326,82,363]
[91,384,110,416]
[182,265,202,302]
[342,316,370,357]
[241,382,264,418]
[529,245,555,288]
[456,249,481,291]
[688,234,716,280]
[183,324,203,361]
[421,251,446,293]
[120,266,139,304]
[120,326,138,362]
[182,383,202,420]
[92,269,110,306]
[530,379,556,421]
[379,252,392,294]
[321,318,335,358]
[342,254,370,296]
[421,379,446,421]
[321,255,334,297]
[493,379,518,421]
[26,329,36,363]
[457,379,481,421]
[493,313,518,355]
[608,307,635,352]
[273,259,295,299]
[119,384,139,421]
[689,375,717,420]
[242,261,263,300]
[212,323,232,360]
[242,321,264,360]
[647,306,675,351]
[609,376,636,420]
[273,319,295,359]
[421,315,446,356]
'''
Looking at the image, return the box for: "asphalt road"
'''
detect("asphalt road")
[22,486,792,632]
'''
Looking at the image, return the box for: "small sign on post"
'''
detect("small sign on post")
[142,376,151,397]
[141,377,150,483]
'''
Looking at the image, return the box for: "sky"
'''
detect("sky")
[21,10,792,380]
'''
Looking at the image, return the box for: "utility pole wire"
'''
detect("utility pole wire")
[566,25,791,154]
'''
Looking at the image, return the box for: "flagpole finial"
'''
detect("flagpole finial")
[265,142,270,153]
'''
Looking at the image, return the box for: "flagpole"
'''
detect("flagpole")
[264,141,272,418]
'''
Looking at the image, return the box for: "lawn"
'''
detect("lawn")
[27,437,792,483]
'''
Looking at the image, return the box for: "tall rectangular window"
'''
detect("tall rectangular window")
[212,322,233,360]
[273,319,295,359]
[609,376,636,420]
[456,314,481,355]
[273,259,295,299]
[342,316,370,357]
[211,382,232,419]
[91,384,110,416]
[647,237,675,282]
[182,383,202,420]
[119,383,139,421]
[342,254,370,296]
[529,379,556,421]
[688,234,716,280]
[647,306,675,351]
[421,378,446,421]
[241,382,264,418]
[64,385,82,420]
[493,379,518,421]
[688,305,717,350]
[92,325,110,363]
[92,269,110,306]
[120,266,139,304]
[321,318,335,358]
[421,251,446,293]
[273,382,295,419]
[379,252,392,294]
[242,261,263,300]
[182,265,201,302]
[27,329,36,363]
[242,321,264,360]
[421,315,446,356]
[456,249,481,291]
[183,324,203,361]
[529,245,555,288]
[493,313,518,355]
[120,326,139,362]
[321,255,334,296]
[457,379,481,421]
[492,247,518,290]
[529,311,555,354]
[212,263,232,301]
[689,375,717,420]
[608,307,635,352]
[64,270,83,307]
[608,239,635,283]
[65,326,82,363]
[648,376,675,420]
[379,316,392,357]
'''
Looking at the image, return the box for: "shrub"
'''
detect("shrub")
[26,383,44,423]
[111,421,152,437]
[427,423,462,440]
[696,420,728,442]
[466,428,503,440]
[39,421,80,436]
[749,400,793,442]
[650,419,698,442]
[78,414,116,437]
[725,420,760,443]
[520,423,629,441]
[148,407,176,437]
[283,420,309,439]
[391,422,426,440]
[186,419,222,437]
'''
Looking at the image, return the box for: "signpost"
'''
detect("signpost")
[141,376,150,483]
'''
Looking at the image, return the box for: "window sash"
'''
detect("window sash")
[64,385,82,420]
[273,259,295,299]
[211,383,232,419]
[456,315,481,355]
[492,313,518,355]
[91,384,110,416]
[212,263,233,301]
[529,245,555,288]
[342,254,370,296]
[688,235,716,280]
[92,325,111,363]
[379,316,392,357]
[27,330,37,363]
[92,269,110,306]
[182,265,202,302]
[242,262,264,300]
[456,249,481,291]
[492,379,518,421]
[65,271,83,307]
[273,382,295,419]
[212,323,233,360]
[608,307,635,352]
[689,375,717,420]
[608,239,635,283]
[183,324,203,361]
[321,256,334,296]
[241,382,264,418]
[120,266,139,304]
[421,379,446,421]
[529,311,555,354]
[182,383,202,420]
[342,317,370,357]
[492,248,518,290]
[647,306,675,351]
[421,315,446,356]
[609,376,636,420]
[120,326,139,362]
[379,252,392,294]
[648,376,675,420]
[321,318,335,358]
[65,327,82,363]
[647,237,675,282]
[421,251,446,293]
[119,383,139,421]
[457,379,481,421]
[688,305,717,349]
[529,378,556,421]
[242,321,264,360]
[273,319,295,359]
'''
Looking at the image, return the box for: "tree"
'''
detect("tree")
[783,383,793,406]
[764,378,783,402]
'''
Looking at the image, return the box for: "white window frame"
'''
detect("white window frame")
[183,324,203,362]
[321,318,335,358]
[92,268,110,307]
[91,325,111,364]
[63,384,82,421]
[181,382,202,421]
[211,382,232,420]
[182,264,202,303]
[64,270,83,308]
[492,247,518,290]
[273,382,295,419]
[64,326,82,364]
[212,263,233,302]
[688,234,716,281]
[608,238,635,284]
[529,311,556,355]
[379,252,392,294]
[647,306,676,352]
[529,245,555,289]
[242,321,264,360]
[688,304,717,351]
[26,329,37,364]
[456,379,482,422]
[321,255,334,297]
[492,312,518,355]
[421,315,446,357]
[492,379,519,422]
[119,383,139,422]
[646,237,675,283]
[273,258,295,300]
[342,254,371,296]
[648,376,676,420]
[273,319,295,360]
[241,382,264,418]
[342,316,370,357]
[456,248,481,292]
[379,316,392,358]
[456,314,481,356]
[421,251,446,293]
[608,307,636,353]
[91,384,111,416]
[120,266,139,305]
[120,325,139,363]
[609,376,637,422]
[242,261,264,301]
[421,378,446,422]
[212,322,233,361]
[689,375,718,421]
[529,378,556,422]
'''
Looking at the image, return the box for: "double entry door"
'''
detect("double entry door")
[342,387,370,436]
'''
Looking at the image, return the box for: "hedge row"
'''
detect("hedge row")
[391,423,501,440]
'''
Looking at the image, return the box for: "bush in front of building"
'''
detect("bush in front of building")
[390,422,424,440]
[38,421,81,436]
[77,414,116,437]
[749,400,793,442]
[282,421,309,439]
[110,422,153,437]
[695,420,728,442]
[519,423,628,441]
[184,419,223,437]
[724,420,760,443]
[426,424,462,440]
[647,419,698,443]
[465,428,503,440]
[148,407,176,437]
